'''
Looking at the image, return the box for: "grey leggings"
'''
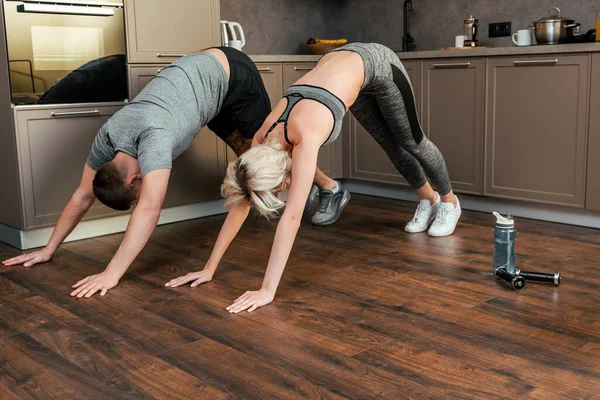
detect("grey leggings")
[331,43,452,195]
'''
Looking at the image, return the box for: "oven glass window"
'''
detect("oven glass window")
[4,0,127,105]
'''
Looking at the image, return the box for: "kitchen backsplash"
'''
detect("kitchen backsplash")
[221,0,598,54]
[410,0,599,50]
[220,0,344,54]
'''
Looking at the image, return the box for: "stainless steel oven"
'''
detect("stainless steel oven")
[3,0,126,105]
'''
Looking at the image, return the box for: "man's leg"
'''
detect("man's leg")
[223,129,252,157]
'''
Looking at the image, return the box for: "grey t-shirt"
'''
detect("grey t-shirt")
[87,53,228,176]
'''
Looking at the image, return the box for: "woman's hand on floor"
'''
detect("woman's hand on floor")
[165,269,214,288]
[70,271,120,298]
[226,288,275,313]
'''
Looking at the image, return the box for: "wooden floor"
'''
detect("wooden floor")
[1,194,600,399]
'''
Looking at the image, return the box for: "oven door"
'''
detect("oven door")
[4,0,127,105]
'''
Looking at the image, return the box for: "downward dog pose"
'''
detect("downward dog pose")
[3,47,337,298]
[166,43,461,312]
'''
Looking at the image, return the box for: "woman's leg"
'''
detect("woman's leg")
[370,64,460,235]
[350,94,441,233]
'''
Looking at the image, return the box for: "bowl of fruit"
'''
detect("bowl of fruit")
[306,38,348,55]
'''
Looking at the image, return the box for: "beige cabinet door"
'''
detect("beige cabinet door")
[255,63,283,108]
[586,53,600,211]
[15,104,125,229]
[128,66,227,207]
[125,0,220,63]
[348,60,421,185]
[282,62,339,177]
[128,65,167,100]
[162,127,227,208]
[225,63,284,164]
[422,58,484,195]
[485,55,590,207]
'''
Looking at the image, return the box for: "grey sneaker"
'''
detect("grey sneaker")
[311,181,351,226]
[304,184,319,216]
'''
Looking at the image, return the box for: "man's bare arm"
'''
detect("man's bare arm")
[2,164,97,267]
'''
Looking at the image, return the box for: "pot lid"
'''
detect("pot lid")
[535,7,573,22]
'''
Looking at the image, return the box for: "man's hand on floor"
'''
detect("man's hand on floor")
[2,248,53,268]
[70,270,120,298]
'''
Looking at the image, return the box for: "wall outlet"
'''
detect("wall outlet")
[489,22,512,38]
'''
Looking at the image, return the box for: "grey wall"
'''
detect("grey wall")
[220,0,599,54]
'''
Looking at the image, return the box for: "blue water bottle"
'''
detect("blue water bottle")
[492,212,517,274]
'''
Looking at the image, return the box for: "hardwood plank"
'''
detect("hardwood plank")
[143,297,453,399]
[354,340,533,399]
[159,338,346,400]
[3,302,227,400]
[0,382,20,400]
[0,275,32,298]
[0,336,124,399]
[0,295,72,339]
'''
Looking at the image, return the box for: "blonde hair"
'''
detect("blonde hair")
[221,136,292,218]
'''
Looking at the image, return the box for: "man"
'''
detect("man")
[2,47,344,298]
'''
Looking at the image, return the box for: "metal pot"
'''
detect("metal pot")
[533,7,580,45]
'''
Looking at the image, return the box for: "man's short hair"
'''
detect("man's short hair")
[92,163,136,210]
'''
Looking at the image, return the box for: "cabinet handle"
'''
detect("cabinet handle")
[156,53,186,58]
[432,62,471,68]
[294,66,314,71]
[513,59,558,66]
[257,67,272,72]
[50,110,100,118]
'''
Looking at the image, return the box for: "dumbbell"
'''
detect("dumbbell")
[495,267,526,290]
[516,269,561,286]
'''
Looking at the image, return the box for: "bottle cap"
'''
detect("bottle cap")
[493,211,514,227]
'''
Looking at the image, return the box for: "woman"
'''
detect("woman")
[165,43,461,313]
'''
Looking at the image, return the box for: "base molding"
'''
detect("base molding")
[0,200,226,250]
[342,179,600,230]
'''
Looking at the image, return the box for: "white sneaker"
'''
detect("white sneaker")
[428,196,462,237]
[405,193,440,233]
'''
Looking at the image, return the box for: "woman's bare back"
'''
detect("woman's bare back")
[295,50,365,110]
[254,50,365,146]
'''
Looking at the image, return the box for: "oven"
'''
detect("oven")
[3,0,126,105]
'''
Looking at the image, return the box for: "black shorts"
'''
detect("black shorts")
[207,47,271,141]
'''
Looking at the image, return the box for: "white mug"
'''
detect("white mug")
[228,39,243,51]
[512,29,532,46]
[455,35,466,47]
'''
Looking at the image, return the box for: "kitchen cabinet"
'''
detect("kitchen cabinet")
[14,104,125,229]
[485,55,589,207]
[125,0,221,64]
[421,58,484,195]
[586,53,600,211]
[282,62,340,177]
[348,60,421,185]
[128,65,167,100]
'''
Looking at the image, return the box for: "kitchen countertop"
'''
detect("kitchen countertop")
[249,54,321,62]
[249,43,600,63]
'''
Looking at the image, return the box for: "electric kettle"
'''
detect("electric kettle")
[220,20,246,51]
